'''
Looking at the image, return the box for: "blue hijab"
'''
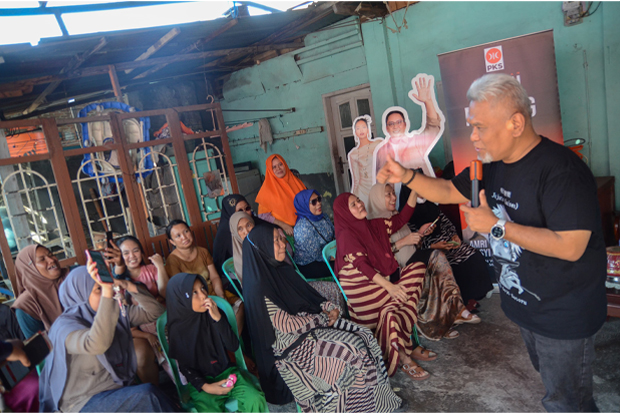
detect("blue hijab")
[39,266,136,412]
[294,189,326,223]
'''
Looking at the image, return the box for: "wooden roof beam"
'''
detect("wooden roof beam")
[133,18,238,80]
[21,37,107,115]
[0,42,300,92]
[201,2,334,70]
[125,28,181,74]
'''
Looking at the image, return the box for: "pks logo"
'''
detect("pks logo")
[484,46,504,73]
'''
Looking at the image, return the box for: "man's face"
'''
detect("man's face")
[467,99,516,163]
[386,113,406,137]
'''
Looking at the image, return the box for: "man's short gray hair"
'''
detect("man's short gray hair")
[467,74,532,118]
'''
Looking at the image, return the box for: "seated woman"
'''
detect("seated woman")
[243,224,402,411]
[112,236,169,300]
[231,212,345,310]
[13,244,68,339]
[166,273,268,412]
[333,191,434,380]
[105,236,171,385]
[399,186,494,306]
[212,194,254,278]
[293,189,334,280]
[255,154,307,236]
[165,220,244,332]
[39,265,176,412]
[367,183,480,341]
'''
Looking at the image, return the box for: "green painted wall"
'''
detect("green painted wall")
[222,2,619,203]
[220,23,369,177]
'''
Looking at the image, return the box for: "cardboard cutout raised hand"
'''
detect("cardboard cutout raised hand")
[372,74,445,181]
[348,115,383,206]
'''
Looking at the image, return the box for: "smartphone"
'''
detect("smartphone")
[0,332,52,392]
[423,216,440,235]
[447,240,460,247]
[85,250,114,284]
[105,231,114,249]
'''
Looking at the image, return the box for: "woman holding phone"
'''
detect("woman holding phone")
[101,237,171,385]
[399,186,494,305]
[39,265,176,412]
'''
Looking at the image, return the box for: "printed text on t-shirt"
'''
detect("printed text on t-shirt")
[491,188,519,211]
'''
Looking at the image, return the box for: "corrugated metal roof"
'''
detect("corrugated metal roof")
[0,2,347,117]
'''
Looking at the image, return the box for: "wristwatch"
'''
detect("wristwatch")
[491,219,507,240]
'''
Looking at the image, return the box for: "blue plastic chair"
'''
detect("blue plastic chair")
[222,257,244,302]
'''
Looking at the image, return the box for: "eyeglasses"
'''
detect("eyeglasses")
[310,196,322,206]
[387,120,404,128]
[237,205,252,212]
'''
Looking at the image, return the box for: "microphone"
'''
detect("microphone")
[470,160,483,207]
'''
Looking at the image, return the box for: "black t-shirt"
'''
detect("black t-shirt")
[452,137,607,339]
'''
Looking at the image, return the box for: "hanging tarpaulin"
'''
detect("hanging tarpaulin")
[78,101,153,187]
[437,30,564,269]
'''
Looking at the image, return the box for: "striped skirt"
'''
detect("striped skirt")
[338,261,426,376]
[275,319,401,413]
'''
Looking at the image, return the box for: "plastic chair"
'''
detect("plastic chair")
[156,312,199,412]
[157,299,259,413]
[321,240,347,301]
[222,257,244,302]
[285,234,295,253]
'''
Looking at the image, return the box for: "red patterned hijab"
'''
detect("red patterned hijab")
[332,192,398,276]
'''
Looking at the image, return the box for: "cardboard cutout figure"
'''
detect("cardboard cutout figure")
[348,115,383,206]
[372,74,446,181]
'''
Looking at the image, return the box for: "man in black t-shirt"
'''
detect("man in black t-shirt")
[376,74,606,412]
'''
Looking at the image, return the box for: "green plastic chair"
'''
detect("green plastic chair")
[157,297,260,412]
[285,234,295,253]
[222,257,244,302]
[321,240,347,301]
[321,240,420,346]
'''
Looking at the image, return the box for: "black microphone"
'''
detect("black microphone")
[470,160,483,207]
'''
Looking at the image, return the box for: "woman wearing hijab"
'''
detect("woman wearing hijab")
[243,224,402,411]
[38,265,175,412]
[293,189,334,280]
[229,212,255,285]
[367,183,480,341]
[256,154,307,236]
[399,185,494,306]
[231,211,345,310]
[166,273,267,412]
[212,194,254,278]
[13,244,68,339]
[348,115,383,206]
[333,191,434,381]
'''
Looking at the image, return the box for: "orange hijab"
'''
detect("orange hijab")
[256,154,306,226]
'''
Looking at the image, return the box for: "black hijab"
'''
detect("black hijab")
[213,194,248,274]
[166,273,238,378]
[242,224,326,404]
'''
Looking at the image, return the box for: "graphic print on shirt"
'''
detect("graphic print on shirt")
[489,203,541,304]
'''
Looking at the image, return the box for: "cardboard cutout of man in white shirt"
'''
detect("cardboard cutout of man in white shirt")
[373,74,446,182]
